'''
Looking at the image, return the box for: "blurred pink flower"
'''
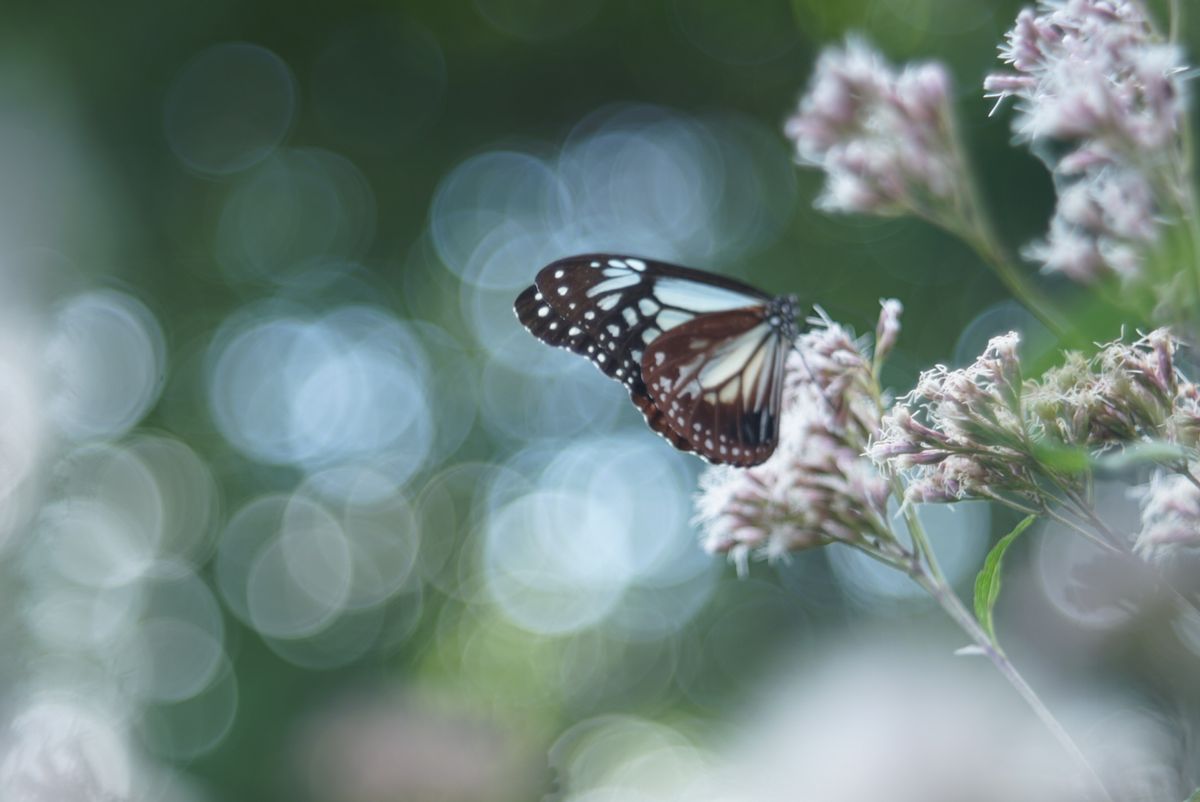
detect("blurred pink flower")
[986,0,1188,282]
[875,299,903,365]
[785,38,962,218]
[1136,471,1200,550]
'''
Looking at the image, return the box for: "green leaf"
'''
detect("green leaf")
[1030,442,1090,475]
[1184,788,1200,802]
[973,515,1037,644]
[1092,441,1190,471]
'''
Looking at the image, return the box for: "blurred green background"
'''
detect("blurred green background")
[1,1,1197,801]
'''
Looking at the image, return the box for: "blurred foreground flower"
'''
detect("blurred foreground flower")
[1136,471,1200,551]
[296,693,541,802]
[0,701,132,802]
[719,638,1184,802]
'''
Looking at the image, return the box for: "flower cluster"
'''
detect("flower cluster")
[870,333,1032,505]
[1026,328,1178,446]
[695,305,898,569]
[784,39,964,219]
[985,0,1188,282]
[872,328,1199,506]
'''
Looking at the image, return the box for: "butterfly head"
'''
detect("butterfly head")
[769,294,801,344]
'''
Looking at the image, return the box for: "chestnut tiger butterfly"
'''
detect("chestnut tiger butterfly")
[513,254,799,467]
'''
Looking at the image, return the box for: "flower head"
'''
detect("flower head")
[986,0,1189,283]
[1027,328,1178,446]
[785,38,964,218]
[872,328,1192,507]
[695,305,901,568]
[875,299,903,365]
[986,1,1184,149]
[870,332,1031,505]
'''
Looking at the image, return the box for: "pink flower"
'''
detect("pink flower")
[986,0,1189,283]
[1136,472,1200,551]
[785,38,962,218]
[695,305,902,567]
[874,327,1192,507]
[875,299,903,365]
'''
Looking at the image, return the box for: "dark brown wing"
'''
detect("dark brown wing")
[640,307,788,466]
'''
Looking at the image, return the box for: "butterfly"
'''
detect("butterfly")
[513,254,799,466]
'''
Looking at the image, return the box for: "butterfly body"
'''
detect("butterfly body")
[514,255,797,466]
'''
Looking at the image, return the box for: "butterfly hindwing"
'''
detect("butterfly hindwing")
[640,307,788,466]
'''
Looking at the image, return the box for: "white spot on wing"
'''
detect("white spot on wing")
[597,294,620,311]
[557,286,568,296]
[626,258,646,271]
[622,307,638,326]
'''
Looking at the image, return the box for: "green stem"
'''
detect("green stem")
[1044,507,1124,554]
[950,213,1070,342]
[850,539,916,574]
[938,100,1070,342]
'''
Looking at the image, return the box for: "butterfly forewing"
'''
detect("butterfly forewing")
[640,307,787,466]
[517,255,766,388]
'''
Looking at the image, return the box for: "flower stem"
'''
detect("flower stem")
[939,100,1071,342]
[954,219,1072,343]
[909,563,1114,801]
